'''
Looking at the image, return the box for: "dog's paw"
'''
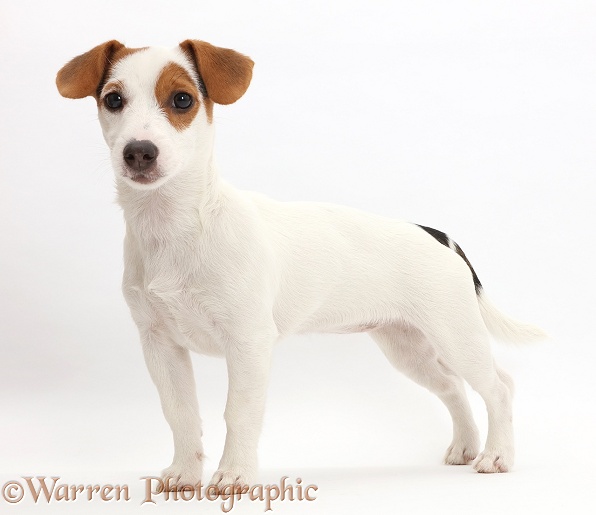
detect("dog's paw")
[209,468,254,495]
[473,449,513,473]
[444,443,478,465]
[158,456,204,492]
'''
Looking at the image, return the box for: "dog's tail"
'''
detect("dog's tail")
[477,291,547,344]
[416,224,547,344]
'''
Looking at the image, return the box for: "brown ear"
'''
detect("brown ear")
[56,40,125,99]
[179,40,254,105]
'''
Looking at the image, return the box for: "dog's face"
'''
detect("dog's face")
[57,40,253,190]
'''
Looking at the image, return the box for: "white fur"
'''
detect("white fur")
[78,44,545,489]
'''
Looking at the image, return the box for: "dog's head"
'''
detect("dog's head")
[56,40,253,189]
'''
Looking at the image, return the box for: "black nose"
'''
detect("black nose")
[123,140,159,171]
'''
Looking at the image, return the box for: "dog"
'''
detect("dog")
[56,39,545,491]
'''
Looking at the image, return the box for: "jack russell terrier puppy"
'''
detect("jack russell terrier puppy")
[56,39,545,492]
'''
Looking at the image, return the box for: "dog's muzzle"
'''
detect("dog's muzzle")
[122,140,161,184]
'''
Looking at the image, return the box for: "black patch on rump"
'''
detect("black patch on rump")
[416,225,483,295]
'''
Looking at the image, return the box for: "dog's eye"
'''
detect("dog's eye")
[173,92,193,110]
[105,93,123,110]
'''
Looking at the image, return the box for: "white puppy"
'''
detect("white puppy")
[56,40,545,490]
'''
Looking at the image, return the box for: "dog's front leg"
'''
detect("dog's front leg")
[142,332,204,489]
[210,338,274,492]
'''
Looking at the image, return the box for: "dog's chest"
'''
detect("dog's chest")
[147,283,225,356]
[125,236,227,356]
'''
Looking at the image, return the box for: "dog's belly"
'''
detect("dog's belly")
[295,313,392,335]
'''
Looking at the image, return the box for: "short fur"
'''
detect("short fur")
[56,40,546,491]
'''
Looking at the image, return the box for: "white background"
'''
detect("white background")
[1,1,595,513]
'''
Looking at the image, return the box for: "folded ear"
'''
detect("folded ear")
[179,40,254,105]
[56,40,124,99]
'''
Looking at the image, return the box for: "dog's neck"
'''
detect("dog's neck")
[116,145,223,247]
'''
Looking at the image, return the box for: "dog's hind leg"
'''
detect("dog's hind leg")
[370,324,480,465]
[422,313,515,473]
